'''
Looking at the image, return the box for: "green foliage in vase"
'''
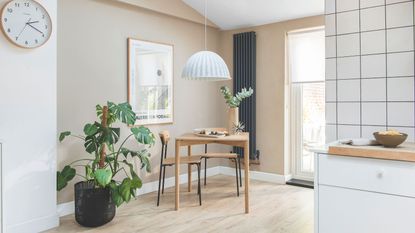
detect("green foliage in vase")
[56,101,155,207]
[220,86,254,108]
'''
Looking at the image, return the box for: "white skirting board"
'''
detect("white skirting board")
[57,166,291,217]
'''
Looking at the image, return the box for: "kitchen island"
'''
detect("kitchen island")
[314,143,415,233]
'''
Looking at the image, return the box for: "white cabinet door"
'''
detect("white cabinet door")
[319,185,415,233]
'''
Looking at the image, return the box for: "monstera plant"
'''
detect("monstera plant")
[57,102,155,227]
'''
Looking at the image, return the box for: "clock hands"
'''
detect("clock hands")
[16,17,31,40]
[26,23,44,36]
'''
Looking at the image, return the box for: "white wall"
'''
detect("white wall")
[0,0,58,232]
[325,0,415,142]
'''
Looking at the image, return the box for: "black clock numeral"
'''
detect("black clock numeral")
[7,8,13,13]
[14,3,19,7]
[24,2,30,7]
[7,28,11,33]
[35,39,38,44]
[42,14,45,19]
[4,17,7,22]
[25,41,28,45]
[15,36,18,41]
[45,25,48,29]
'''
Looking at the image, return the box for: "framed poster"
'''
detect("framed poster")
[128,38,174,125]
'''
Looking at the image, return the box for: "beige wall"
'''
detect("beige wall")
[58,0,324,204]
[57,0,227,203]
[219,16,324,175]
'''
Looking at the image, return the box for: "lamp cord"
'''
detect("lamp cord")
[204,0,207,50]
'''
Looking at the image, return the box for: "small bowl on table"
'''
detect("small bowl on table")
[373,132,408,148]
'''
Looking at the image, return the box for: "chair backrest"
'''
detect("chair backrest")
[159,131,170,145]
[159,131,170,165]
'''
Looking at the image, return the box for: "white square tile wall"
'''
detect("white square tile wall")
[337,0,360,12]
[325,0,415,142]
[362,102,387,125]
[387,27,414,53]
[326,80,337,102]
[337,34,360,56]
[361,30,386,55]
[360,0,385,8]
[325,0,336,14]
[387,77,415,101]
[386,2,413,28]
[337,56,361,79]
[360,6,385,31]
[361,78,386,101]
[326,36,336,58]
[388,102,415,127]
[387,52,414,77]
[326,58,337,80]
[338,80,360,101]
[338,102,361,124]
[337,11,360,34]
[361,54,386,78]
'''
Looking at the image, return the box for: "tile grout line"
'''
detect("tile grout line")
[385,0,389,130]
[334,0,339,140]
[359,0,363,137]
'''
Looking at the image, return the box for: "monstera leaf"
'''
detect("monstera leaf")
[59,131,71,142]
[108,102,136,125]
[131,126,155,145]
[94,169,112,187]
[57,165,76,191]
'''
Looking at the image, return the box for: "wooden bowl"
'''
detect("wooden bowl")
[373,132,408,148]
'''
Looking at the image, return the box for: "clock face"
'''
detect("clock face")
[1,0,52,48]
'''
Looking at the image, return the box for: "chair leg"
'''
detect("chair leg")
[204,157,207,186]
[157,165,163,206]
[162,165,166,194]
[235,159,239,197]
[238,156,242,187]
[197,164,202,206]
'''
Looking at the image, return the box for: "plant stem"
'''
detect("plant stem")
[69,134,85,140]
[99,106,109,168]
[76,173,88,180]
[68,159,94,166]
[115,167,129,178]
[114,133,134,172]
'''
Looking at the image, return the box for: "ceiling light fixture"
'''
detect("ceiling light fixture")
[181,0,231,81]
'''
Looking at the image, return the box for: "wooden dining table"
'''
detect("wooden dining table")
[175,132,250,213]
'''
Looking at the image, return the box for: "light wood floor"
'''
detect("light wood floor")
[46,175,313,233]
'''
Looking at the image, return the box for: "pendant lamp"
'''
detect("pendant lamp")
[181,0,231,81]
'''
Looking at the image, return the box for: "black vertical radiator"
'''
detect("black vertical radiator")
[233,31,258,160]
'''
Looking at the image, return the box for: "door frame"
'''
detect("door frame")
[284,26,325,181]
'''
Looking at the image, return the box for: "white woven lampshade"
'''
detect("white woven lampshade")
[181,51,231,81]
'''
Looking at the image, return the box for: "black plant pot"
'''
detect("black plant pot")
[74,181,116,227]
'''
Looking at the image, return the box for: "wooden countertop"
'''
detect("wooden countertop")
[327,142,415,162]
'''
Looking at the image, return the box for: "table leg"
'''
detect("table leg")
[244,141,250,213]
[188,145,192,192]
[175,140,180,211]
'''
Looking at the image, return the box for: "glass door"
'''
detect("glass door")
[291,82,325,180]
[287,28,325,181]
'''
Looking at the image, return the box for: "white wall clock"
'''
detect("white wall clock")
[1,0,52,48]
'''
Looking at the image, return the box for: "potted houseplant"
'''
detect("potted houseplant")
[220,86,254,134]
[57,102,155,227]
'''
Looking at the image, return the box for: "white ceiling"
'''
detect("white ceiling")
[182,0,324,30]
